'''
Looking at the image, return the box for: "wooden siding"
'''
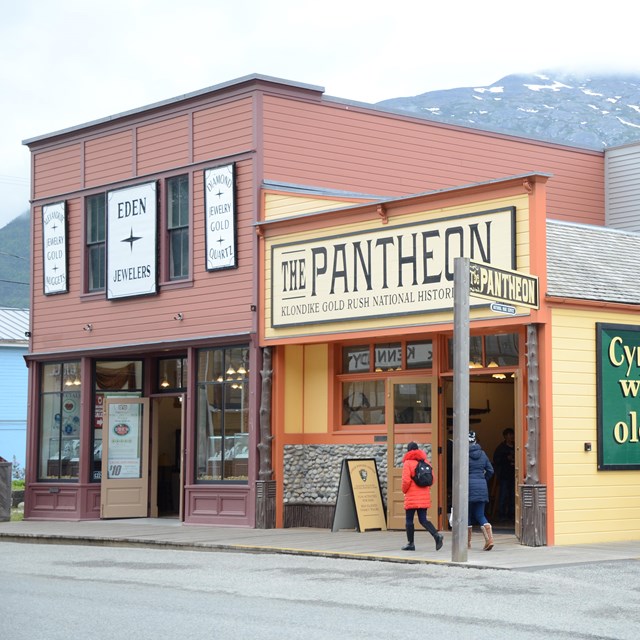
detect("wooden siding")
[303,344,329,434]
[31,96,256,205]
[193,97,254,163]
[283,345,304,433]
[264,193,374,221]
[33,143,82,200]
[605,143,640,232]
[30,160,256,354]
[551,307,640,544]
[262,96,605,225]
[85,131,134,187]
[137,115,190,174]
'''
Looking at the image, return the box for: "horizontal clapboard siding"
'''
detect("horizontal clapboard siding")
[262,96,605,225]
[31,160,256,354]
[605,144,640,231]
[33,144,82,200]
[551,307,640,544]
[193,97,254,162]
[137,114,190,174]
[85,131,134,187]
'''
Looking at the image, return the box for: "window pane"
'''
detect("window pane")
[86,195,105,243]
[196,346,249,482]
[169,227,188,279]
[198,349,224,382]
[393,383,431,424]
[485,334,519,366]
[87,194,106,292]
[39,375,80,481]
[42,363,62,393]
[342,345,370,373]
[167,175,188,229]
[158,357,186,391]
[342,380,385,425]
[448,335,484,369]
[406,341,433,369]
[374,343,401,371]
[91,361,143,482]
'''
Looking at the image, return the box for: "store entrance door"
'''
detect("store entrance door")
[150,396,185,519]
[101,398,150,519]
[386,377,438,530]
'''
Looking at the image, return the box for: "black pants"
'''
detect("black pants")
[405,508,438,537]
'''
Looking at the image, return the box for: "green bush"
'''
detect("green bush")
[12,479,25,491]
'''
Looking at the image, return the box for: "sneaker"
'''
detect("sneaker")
[435,533,444,551]
[401,542,415,551]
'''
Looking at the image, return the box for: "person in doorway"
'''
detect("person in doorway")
[468,431,495,551]
[401,441,444,552]
[493,427,515,520]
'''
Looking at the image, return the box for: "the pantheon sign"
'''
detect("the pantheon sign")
[271,206,516,327]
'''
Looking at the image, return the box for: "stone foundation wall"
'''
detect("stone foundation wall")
[283,442,433,506]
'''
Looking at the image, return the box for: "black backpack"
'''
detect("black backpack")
[413,459,434,487]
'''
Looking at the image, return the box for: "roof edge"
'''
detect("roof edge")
[23,74,325,146]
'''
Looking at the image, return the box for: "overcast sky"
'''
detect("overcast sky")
[1,0,639,230]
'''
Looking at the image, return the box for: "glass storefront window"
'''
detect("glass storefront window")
[196,346,249,482]
[393,382,432,424]
[406,341,433,369]
[374,343,402,371]
[158,356,187,391]
[38,362,82,481]
[448,333,519,369]
[342,379,386,425]
[91,360,143,482]
[342,345,370,373]
[485,334,519,366]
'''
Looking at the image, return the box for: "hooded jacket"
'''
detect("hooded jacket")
[469,443,494,503]
[401,448,432,509]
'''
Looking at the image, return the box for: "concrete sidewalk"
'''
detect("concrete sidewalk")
[1,518,639,570]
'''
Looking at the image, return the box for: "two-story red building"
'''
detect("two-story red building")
[22,74,639,544]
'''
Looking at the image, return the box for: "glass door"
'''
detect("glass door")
[386,377,438,530]
[101,398,149,518]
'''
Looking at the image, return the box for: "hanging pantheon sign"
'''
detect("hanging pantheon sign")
[106,182,158,300]
[469,260,539,309]
[205,163,236,271]
[271,207,515,327]
[42,201,68,295]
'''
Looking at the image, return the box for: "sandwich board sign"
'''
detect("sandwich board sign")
[332,458,387,532]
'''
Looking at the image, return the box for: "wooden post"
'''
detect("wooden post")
[452,257,470,562]
[256,347,275,528]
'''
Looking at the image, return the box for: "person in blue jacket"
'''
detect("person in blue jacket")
[468,431,495,550]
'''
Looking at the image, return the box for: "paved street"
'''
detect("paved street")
[2,540,639,639]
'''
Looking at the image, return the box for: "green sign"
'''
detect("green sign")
[597,323,640,470]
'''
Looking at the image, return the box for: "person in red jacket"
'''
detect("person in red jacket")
[401,441,444,551]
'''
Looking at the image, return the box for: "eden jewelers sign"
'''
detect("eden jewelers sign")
[271,207,516,327]
[42,201,67,294]
[106,182,157,300]
[596,323,640,469]
[205,163,236,271]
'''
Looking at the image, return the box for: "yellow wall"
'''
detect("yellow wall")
[551,307,640,544]
[264,193,532,341]
[283,344,329,434]
[265,193,373,221]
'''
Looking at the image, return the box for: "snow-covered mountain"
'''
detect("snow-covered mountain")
[376,71,640,149]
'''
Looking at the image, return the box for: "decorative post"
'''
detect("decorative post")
[520,324,547,546]
[256,347,276,528]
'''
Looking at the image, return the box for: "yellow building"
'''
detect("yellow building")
[259,173,640,546]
